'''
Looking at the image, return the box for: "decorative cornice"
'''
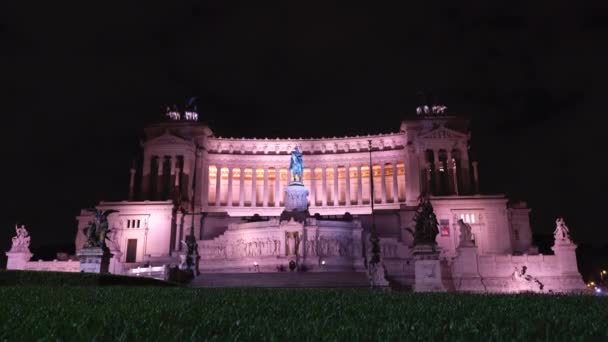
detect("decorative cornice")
[205,132,407,155]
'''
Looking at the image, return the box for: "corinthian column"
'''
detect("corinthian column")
[251,167,257,206]
[156,157,164,200]
[392,162,399,203]
[227,166,234,206]
[357,164,363,205]
[333,166,339,206]
[274,166,280,207]
[310,167,316,207]
[345,165,351,205]
[215,166,222,206]
[321,166,328,206]
[239,167,245,207]
[263,167,269,207]
[380,163,387,203]
[128,165,136,201]
[472,161,479,194]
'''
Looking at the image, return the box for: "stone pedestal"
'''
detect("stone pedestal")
[77,248,111,273]
[368,262,389,288]
[5,251,32,270]
[413,244,446,292]
[552,241,586,291]
[108,250,124,275]
[284,182,309,212]
[452,246,484,292]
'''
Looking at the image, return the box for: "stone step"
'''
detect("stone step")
[190,272,370,288]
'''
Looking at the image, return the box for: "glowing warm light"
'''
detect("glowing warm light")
[321,260,326,265]
[253,261,258,266]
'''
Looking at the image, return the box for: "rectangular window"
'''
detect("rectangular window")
[440,219,450,236]
[126,239,137,262]
[127,220,131,228]
[137,220,141,228]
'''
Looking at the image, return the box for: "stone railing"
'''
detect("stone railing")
[23,259,80,272]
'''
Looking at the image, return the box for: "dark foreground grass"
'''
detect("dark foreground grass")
[0,287,606,341]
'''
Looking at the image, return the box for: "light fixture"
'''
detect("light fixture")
[596,288,602,294]
[253,261,258,266]
[321,260,326,265]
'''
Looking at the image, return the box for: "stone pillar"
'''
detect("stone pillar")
[451,158,459,196]
[310,167,316,207]
[174,167,181,190]
[227,167,234,206]
[239,167,245,207]
[215,166,222,206]
[433,151,442,195]
[128,166,136,201]
[345,165,351,205]
[426,162,433,196]
[405,146,421,206]
[333,166,339,206]
[392,162,399,203]
[200,151,210,208]
[169,156,177,199]
[251,167,257,207]
[321,166,328,206]
[472,161,480,194]
[156,157,164,200]
[452,246,484,292]
[413,245,446,292]
[357,164,363,205]
[380,163,387,203]
[140,153,152,199]
[274,167,280,207]
[194,150,203,207]
[263,167,269,207]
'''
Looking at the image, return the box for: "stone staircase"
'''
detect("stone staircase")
[190,271,370,288]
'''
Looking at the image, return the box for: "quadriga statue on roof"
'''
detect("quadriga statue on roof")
[289,145,304,183]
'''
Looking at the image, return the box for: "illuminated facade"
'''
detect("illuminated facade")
[72,113,585,292]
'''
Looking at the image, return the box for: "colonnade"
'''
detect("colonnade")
[207,161,407,208]
[139,154,192,200]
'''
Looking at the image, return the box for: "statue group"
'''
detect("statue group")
[82,209,118,249]
[10,225,30,252]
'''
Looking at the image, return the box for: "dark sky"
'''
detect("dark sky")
[1,2,607,259]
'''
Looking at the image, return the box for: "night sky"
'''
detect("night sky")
[1,2,607,263]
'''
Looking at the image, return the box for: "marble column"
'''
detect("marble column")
[251,167,257,206]
[156,157,164,200]
[128,166,136,201]
[141,153,152,199]
[472,161,479,194]
[434,150,442,195]
[357,164,363,205]
[321,166,328,206]
[174,167,181,189]
[263,167,269,207]
[392,162,399,203]
[380,163,387,203]
[345,165,351,205]
[169,156,177,199]
[333,166,339,206]
[239,167,245,207]
[310,167,316,207]
[404,146,421,206]
[426,162,433,195]
[451,158,459,196]
[227,167,234,206]
[215,166,222,206]
[274,167,280,207]
[200,151,209,208]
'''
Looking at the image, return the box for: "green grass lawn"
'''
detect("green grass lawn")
[0,271,606,341]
